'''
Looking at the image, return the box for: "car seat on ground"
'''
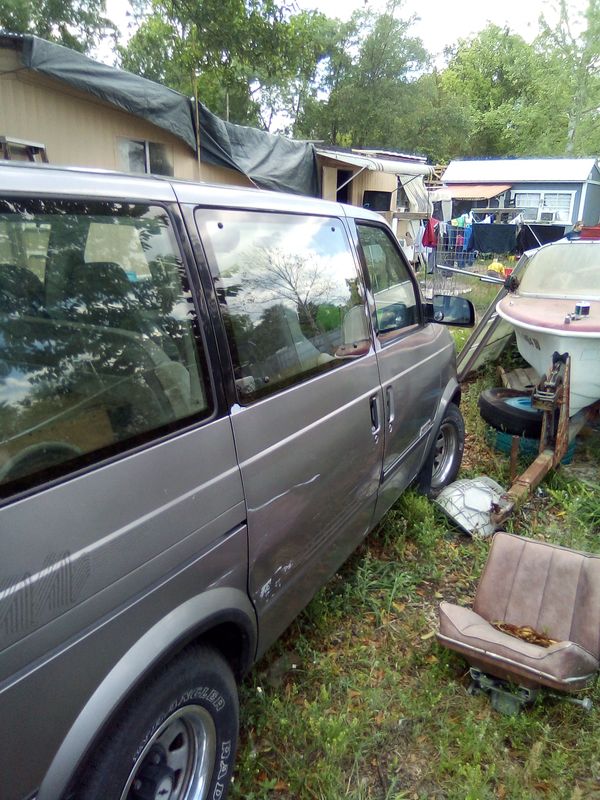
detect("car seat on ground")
[437,532,600,696]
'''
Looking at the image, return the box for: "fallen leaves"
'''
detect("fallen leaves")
[492,621,558,647]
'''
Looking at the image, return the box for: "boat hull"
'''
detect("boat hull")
[497,297,600,416]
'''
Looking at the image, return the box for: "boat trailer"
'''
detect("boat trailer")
[491,351,577,525]
[436,351,600,535]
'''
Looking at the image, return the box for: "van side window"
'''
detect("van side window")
[196,210,370,402]
[356,223,419,338]
[0,199,210,497]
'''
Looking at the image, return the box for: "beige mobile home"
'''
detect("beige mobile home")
[0,33,282,190]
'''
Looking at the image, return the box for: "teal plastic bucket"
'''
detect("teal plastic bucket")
[485,427,576,465]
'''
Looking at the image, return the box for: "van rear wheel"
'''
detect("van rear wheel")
[77,645,238,800]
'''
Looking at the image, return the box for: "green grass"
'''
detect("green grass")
[228,283,600,800]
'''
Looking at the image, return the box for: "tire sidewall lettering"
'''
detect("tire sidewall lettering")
[212,740,233,800]
[133,686,226,761]
[78,647,238,800]
[176,686,226,712]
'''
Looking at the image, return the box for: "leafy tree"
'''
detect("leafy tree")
[537,0,600,154]
[296,2,428,149]
[440,24,561,156]
[253,10,337,133]
[397,71,474,163]
[0,0,116,53]
[120,0,316,126]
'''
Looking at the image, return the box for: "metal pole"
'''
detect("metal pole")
[193,74,201,181]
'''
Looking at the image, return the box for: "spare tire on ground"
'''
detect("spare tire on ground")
[478,388,545,439]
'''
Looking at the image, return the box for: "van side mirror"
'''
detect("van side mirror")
[424,295,475,327]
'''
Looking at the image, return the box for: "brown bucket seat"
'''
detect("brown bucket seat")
[438,532,600,692]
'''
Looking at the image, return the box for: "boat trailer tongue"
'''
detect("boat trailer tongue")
[436,352,600,536]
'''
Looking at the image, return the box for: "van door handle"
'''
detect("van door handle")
[370,395,381,441]
[386,386,395,431]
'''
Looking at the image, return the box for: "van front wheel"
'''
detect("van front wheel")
[77,645,238,800]
[416,403,465,497]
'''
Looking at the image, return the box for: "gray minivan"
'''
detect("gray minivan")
[0,162,473,800]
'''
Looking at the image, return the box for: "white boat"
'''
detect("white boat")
[496,239,600,416]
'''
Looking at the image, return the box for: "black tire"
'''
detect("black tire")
[76,645,239,800]
[478,388,544,438]
[416,403,465,497]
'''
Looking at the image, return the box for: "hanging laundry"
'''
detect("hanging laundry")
[472,223,517,254]
[414,221,426,253]
[422,218,437,248]
[462,225,474,252]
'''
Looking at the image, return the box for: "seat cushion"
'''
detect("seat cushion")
[438,601,598,691]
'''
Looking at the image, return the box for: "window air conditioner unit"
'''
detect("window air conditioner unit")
[539,210,558,222]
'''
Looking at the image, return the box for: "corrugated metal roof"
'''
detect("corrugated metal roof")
[443,158,597,184]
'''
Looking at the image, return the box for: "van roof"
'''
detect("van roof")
[0,161,385,223]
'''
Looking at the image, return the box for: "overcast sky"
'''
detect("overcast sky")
[293,0,583,59]
[105,0,587,65]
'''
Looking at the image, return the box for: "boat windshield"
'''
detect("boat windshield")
[518,241,600,299]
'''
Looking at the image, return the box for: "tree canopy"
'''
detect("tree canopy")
[0,0,116,53]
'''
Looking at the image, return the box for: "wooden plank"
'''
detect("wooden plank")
[498,366,540,391]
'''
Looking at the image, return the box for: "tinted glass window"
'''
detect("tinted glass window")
[0,199,210,497]
[357,223,419,337]
[518,241,600,299]
[362,190,392,212]
[196,210,370,401]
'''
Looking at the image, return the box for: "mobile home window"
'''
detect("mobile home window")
[513,191,574,222]
[118,138,174,176]
[363,190,393,212]
[541,192,573,221]
[513,192,540,221]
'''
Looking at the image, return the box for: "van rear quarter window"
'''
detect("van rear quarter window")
[0,199,210,498]
[195,209,371,401]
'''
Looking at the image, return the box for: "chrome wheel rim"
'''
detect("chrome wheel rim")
[431,421,458,488]
[120,705,216,800]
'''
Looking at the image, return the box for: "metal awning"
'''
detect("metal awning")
[444,183,512,200]
[317,149,432,177]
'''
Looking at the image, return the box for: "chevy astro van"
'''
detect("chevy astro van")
[0,162,473,800]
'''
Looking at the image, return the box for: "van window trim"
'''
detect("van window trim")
[352,218,424,346]
[180,203,241,412]
[0,196,223,507]
[193,205,374,406]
